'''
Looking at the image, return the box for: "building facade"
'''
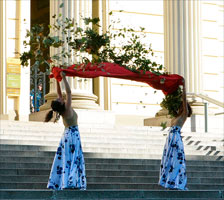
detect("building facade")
[0,0,223,128]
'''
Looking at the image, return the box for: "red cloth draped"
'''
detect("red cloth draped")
[49,62,183,95]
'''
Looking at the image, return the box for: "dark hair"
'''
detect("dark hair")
[187,102,192,117]
[45,100,65,122]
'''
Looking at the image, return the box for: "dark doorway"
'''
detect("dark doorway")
[30,0,50,112]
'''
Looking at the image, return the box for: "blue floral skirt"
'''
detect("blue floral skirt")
[159,126,187,190]
[47,126,87,190]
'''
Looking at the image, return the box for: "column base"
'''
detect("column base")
[39,91,100,111]
[0,114,9,120]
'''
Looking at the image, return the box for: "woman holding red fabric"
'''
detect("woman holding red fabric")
[45,71,87,190]
[159,79,192,190]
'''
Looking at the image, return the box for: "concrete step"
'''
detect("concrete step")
[0,133,223,149]
[0,146,223,158]
[0,155,224,167]
[0,163,223,174]
[0,167,224,181]
[1,169,224,180]
[0,189,223,199]
[0,139,223,158]
[1,150,222,161]
[0,175,224,185]
[0,153,224,165]
[0,182,224,190]
[1,127,223,141]
[1,128,223,146]
[1,119,223,140]
[0,144,223,164]
[0,135,223,152]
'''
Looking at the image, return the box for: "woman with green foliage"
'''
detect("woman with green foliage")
[159,79,192,190]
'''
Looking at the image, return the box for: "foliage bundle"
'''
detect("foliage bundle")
[160,87,183,117]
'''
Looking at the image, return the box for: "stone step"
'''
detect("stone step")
[0,182,224,190]
[0,147,223,158]
[0,162,224,177]
[0,161,223,173]
[0,135,223,152]
[0,139,223,156]
[0,154,224,166]
[84,152,224,161]
[1,133,223,149]
[1,169,224,179]
[0,189,223,199]
[0,144,223,164]
[1,119,223,139]
[0,150,222,161]
[0,155,223,167]
[1,127,223,141]
[1,129,223,146]
[0,175,224,185]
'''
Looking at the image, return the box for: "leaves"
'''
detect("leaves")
[20,14,165,76]
[160,121,167,131]
[59,3,64,8]
[160,87,183,117]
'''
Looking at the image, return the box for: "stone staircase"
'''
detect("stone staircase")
[0,120,223,199]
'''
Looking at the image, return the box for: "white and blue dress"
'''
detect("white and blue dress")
[47,111,87,190]
[159,126,187,190]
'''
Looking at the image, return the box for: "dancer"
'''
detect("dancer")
[159,79,192,190]
[45,71,87,190]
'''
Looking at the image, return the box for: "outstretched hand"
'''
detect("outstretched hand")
[60,71,66,78]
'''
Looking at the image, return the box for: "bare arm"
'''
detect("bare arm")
[56,81,63,99]
[182,79,188,115]
[60,71,72,109]
[171,79,188,128]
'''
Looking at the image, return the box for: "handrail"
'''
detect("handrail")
[187,93,224,108]
[187,93,223,133]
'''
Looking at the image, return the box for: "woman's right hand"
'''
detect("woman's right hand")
[60,71,66,78]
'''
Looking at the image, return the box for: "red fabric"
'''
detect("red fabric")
[49,62,183,95]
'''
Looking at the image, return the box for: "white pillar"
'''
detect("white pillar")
[163,0,202,93]
[18,0,30,121]
[0,0,7,118]
[41,0,99,111]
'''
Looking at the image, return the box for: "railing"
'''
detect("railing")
[188,93,224,132]
[30,67,48,113]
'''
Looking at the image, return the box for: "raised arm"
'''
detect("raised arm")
[182,79,188,115]
[60,71,72,109]
[56,81,63,99]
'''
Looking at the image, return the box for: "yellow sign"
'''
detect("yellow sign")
[6,57,21,96]
[7,74,20,88]
[7,64,21,73]
[7,88,20,96]
[7,57,21,65]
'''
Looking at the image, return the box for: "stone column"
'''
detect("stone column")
[40,0,99,111]
[145,0,203,127]
[163,0,202,93]
[0,0,7,119]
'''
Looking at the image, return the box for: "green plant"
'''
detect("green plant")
[160,121,167,131]
[20,10,164,75]
[160,87,183,117]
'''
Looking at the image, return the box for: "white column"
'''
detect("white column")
[41,0,99,111]
[163,0,202,93]
[0,0,7,118]
[18,0,30,121]
[102,0,112,110]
